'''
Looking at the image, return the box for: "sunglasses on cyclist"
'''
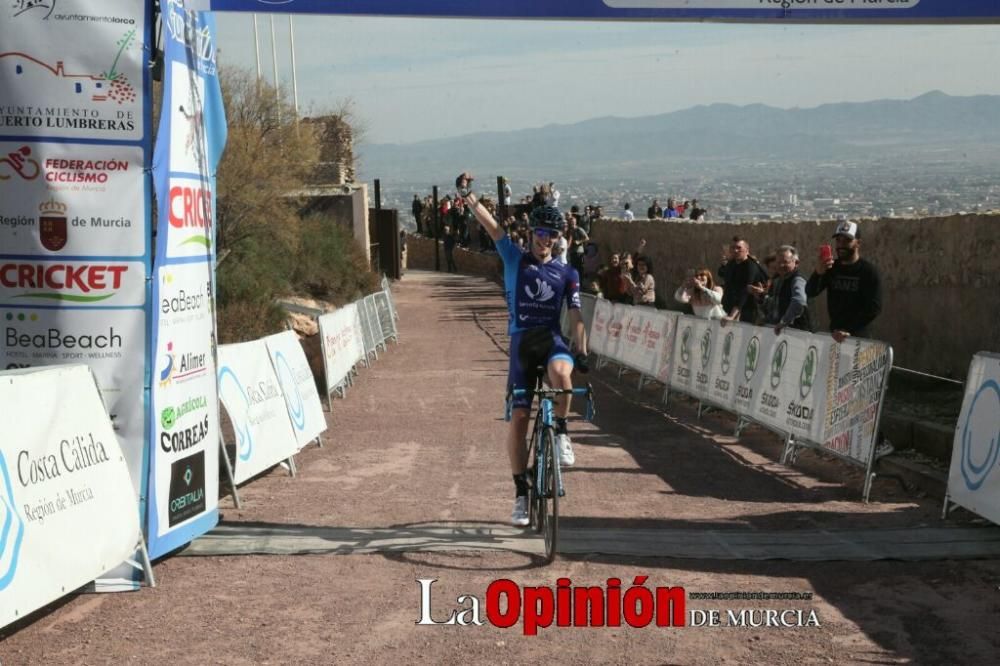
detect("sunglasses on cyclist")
[532,228,561,239]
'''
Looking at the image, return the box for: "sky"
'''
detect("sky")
[213,15,1000,145]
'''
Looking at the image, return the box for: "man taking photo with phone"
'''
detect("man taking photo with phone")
[806,220,882,343]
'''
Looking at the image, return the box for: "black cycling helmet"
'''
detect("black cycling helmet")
[529,205,566,231]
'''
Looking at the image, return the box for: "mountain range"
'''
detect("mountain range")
[357,91,1000,183]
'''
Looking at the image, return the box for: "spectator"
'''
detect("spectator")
[677,200,689,218]
[624,256,655,307]
[805,220,881,342]
[751,245,811,334]
[689,199,706,221]
[647,200,662,219]
[547,182,560,206]
[443,225,457,272]
[400,230,408,270]
[598,254,630,303]
[552,231,569,265]
[674,268,725,319]
[582,241,602,282]
[623,202,635,221]
[502,178,512,206]
[412,194,424,233]
[718,236,767,323]
[566,214,590,275]
[664,198,679,218]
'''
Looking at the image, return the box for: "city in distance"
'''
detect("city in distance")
[361,91,1000,223]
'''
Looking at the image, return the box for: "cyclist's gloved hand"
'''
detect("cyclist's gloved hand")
[455,172,474,198]
[574,352,590,374]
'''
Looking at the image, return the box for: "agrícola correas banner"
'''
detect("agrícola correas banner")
[148,0,227,559]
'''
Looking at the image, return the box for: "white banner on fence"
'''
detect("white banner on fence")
[217,341,298,485]
[649,310,680,384]
[265,330,327,450]
[947,352,1000,526]
[749,328,830,443]
[0,365,140,629]
[319,304,364,393]
[819,337,891,464]
[589,298,612,358]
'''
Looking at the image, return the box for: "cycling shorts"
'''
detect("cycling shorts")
[508,327,574,409]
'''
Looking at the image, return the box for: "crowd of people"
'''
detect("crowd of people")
[411,182,882,348]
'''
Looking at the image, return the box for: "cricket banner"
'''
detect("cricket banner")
[217,341,299,485]
[0,0,153,589]
[0,365,140,629]
[946,353,1000,526]
[265,330,327,451]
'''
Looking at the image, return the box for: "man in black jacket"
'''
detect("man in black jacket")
[718,237,768,323]
[412,194,424,234]
[806,220,882,343]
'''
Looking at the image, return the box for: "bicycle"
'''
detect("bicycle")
[507,376,595,563]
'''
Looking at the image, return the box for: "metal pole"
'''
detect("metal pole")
[252,15,262,82]
[374,178,381,210]
[288,14,300,120]
[433,185,440,272]
[269,15,281,124]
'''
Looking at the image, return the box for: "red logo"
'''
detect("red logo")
[38,199,68,251]
[0,146,40,181]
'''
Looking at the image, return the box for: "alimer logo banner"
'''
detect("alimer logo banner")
[148,0,227,559]
[0,365,140,629]
[264,330,327,451]
[0,0,152,591]
[947,352,1000,526]
[184,0,1000,22]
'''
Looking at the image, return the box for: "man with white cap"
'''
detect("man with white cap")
[806,219,882,343]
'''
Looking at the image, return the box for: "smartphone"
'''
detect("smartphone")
[819,244,833,262]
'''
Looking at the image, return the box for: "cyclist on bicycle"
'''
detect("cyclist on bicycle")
[458,172,588,527]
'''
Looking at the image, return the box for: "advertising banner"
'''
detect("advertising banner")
[589,298,613,358]
[947,353,1000,526]
[147,0,227,559]
[0,0,152,588]
[607,303,628,363]
[671,317,696,392]
[703,321,745,409]
[218,341,299,485]
[820,337,891,464]
[649,310,679,385]
[186,0,1000,23]
[0,365,140,629]
[617,306,657,376]
[319,304,364,393]
[750,328,830,443]
[265,330,327,450]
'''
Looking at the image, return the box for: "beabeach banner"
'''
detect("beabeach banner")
[265,330,327,450]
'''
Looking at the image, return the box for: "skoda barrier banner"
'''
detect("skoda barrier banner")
[265,330,328,450]
[218,341,300,485]
[749,327,830,444]
[319,304,365,394]
[185,0,1000,23]
[0,365,140,629]
[148,0,227,558]
[946,353,1000,526]
[0,0,152,589]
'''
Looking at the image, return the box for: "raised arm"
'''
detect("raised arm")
[464,191,504,243]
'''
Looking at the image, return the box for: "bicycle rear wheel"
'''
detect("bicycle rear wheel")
[541,427,559,563]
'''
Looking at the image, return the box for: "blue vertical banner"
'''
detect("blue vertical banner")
[0,1,154,589]
[148,0,227,558]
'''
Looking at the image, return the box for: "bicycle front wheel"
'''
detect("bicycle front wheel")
[541,427,559,563]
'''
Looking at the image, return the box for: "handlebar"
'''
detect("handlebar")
[504,383,596,422]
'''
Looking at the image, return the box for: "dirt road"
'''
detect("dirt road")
[1,271,997,665]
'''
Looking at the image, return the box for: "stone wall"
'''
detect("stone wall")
[589,213,1000,380]
[406,234,502,282]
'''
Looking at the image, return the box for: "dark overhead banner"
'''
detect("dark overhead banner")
[186,0,1000,23]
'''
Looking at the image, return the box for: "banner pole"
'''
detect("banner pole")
[137,535,157,588]
[862,345,894,504]
[218,433,242,509]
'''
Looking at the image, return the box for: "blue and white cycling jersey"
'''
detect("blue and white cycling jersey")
[497,235,581,334]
